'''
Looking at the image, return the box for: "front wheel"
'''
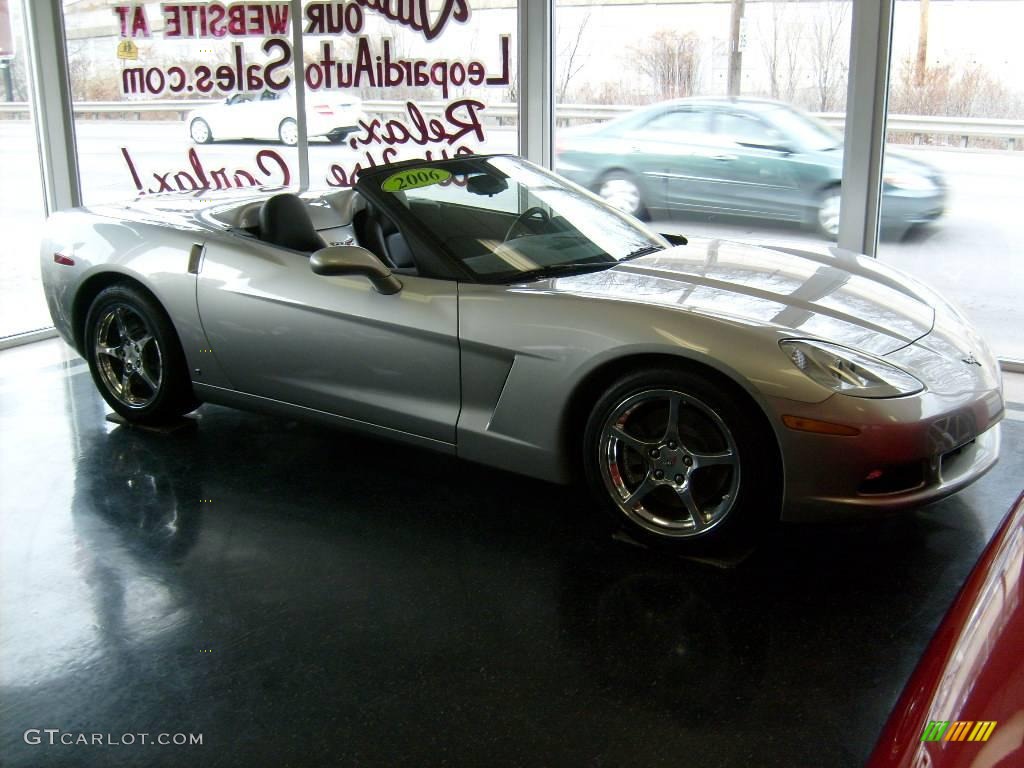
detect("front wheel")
[815,186,842,239]
[582,368,778,553]
[84,284,199,425]
[278,118,298,146]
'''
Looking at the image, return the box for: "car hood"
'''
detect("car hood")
[531,237,936,355]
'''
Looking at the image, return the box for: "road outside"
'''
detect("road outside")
[1,120,1021,361]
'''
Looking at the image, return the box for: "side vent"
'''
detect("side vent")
[187,242,205,275]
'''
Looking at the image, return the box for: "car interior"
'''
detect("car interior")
[214,190,420,276]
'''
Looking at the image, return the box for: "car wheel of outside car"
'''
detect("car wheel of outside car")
[84,284,199,425]
[189,118,213,144]
[815,186,842,239]
[582,367,778,554]
[279,118,298,146]
[597,171,648,220]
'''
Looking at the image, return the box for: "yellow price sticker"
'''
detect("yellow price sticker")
[381,167,452,193]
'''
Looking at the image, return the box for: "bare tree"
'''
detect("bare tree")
[630,30,701,100]
[557,9,591,102]
[890,56,1017,119]
[758,2,802,103]
[808,0,849,112]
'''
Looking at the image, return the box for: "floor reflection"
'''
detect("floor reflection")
[1,341,1022,767]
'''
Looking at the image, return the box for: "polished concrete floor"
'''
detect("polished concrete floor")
[2,339,1023,768]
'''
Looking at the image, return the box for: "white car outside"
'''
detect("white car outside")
[187,88,366,146]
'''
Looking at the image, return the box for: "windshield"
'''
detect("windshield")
[766,105,842,152]
[362,156,667,282]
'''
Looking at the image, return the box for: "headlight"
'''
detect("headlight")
[780,339,924,398]
[883,173,935,192]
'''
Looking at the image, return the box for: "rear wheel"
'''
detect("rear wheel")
[597,171,647,220]
[84,284,198,425]
[279,118,298,146]
[190,118,213,144]
[582,368,778,553]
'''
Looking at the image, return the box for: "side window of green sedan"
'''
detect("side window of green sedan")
[715,112,785,146]
[643,109,709,134]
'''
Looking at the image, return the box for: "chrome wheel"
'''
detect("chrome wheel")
[93,304,163,409]
[817,190,841,238]
[279,118,298,146]
[598,176,642,216]
[190,118,211,144]
[598,389,740,538]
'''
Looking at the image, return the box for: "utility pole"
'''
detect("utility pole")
[915,0,930,86]
[727,0,746,97]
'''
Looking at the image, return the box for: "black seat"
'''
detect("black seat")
[258,193,326,253]
[354,204,416,271]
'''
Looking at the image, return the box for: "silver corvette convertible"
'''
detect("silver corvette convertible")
[40,154,1004,552]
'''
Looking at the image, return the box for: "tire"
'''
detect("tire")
[84,284,199,425]
[278,117,298,146]
[582,367,779,554]
[814,185,842,239]
[597,171,648,220]
[189,118,213,144]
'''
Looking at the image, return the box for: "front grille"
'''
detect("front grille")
[941,438,976,478]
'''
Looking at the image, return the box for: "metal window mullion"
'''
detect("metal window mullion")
[23,0,81,214]
[518,0,553,167]
[290,0,309,190]
[837,0,894,257]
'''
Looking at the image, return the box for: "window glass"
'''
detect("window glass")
[879,0,1024,360]
[555,0,853,246]
[714,111,779,144]
[364,156,665,281]
[60,0,516,203]
[62,1,300,205]
[0,0,50,338]
[303,0,518,188]
[643,109,707,134]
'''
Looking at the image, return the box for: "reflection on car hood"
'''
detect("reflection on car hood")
[538,237,936,355]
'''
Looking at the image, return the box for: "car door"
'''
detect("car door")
[627,106,722,212]
[696,109,803,217]
[251,89,288,140]
[195,235,460,445]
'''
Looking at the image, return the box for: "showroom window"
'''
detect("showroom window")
[59,0,516,203]
[554,0,853,246]
[0,0,50,340]
[62,0,301,204]
[879,0,1024,362]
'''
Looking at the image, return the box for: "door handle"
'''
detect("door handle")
[710,154,737,161]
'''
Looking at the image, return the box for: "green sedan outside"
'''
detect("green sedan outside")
[555,97,947,239]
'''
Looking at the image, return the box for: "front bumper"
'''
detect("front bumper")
[880,187,947,228]
[769,386,1003,522]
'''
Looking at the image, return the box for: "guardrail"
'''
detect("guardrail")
[1,99,1021,148]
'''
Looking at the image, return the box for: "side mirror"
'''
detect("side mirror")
[310,245,402,295]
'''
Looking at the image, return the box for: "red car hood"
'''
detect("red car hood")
[868,492,1024,768]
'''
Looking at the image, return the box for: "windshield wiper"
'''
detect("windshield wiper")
[511,261,615,282]
[620,245,665,261]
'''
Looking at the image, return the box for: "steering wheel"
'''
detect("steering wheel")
[504,206,551,242]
